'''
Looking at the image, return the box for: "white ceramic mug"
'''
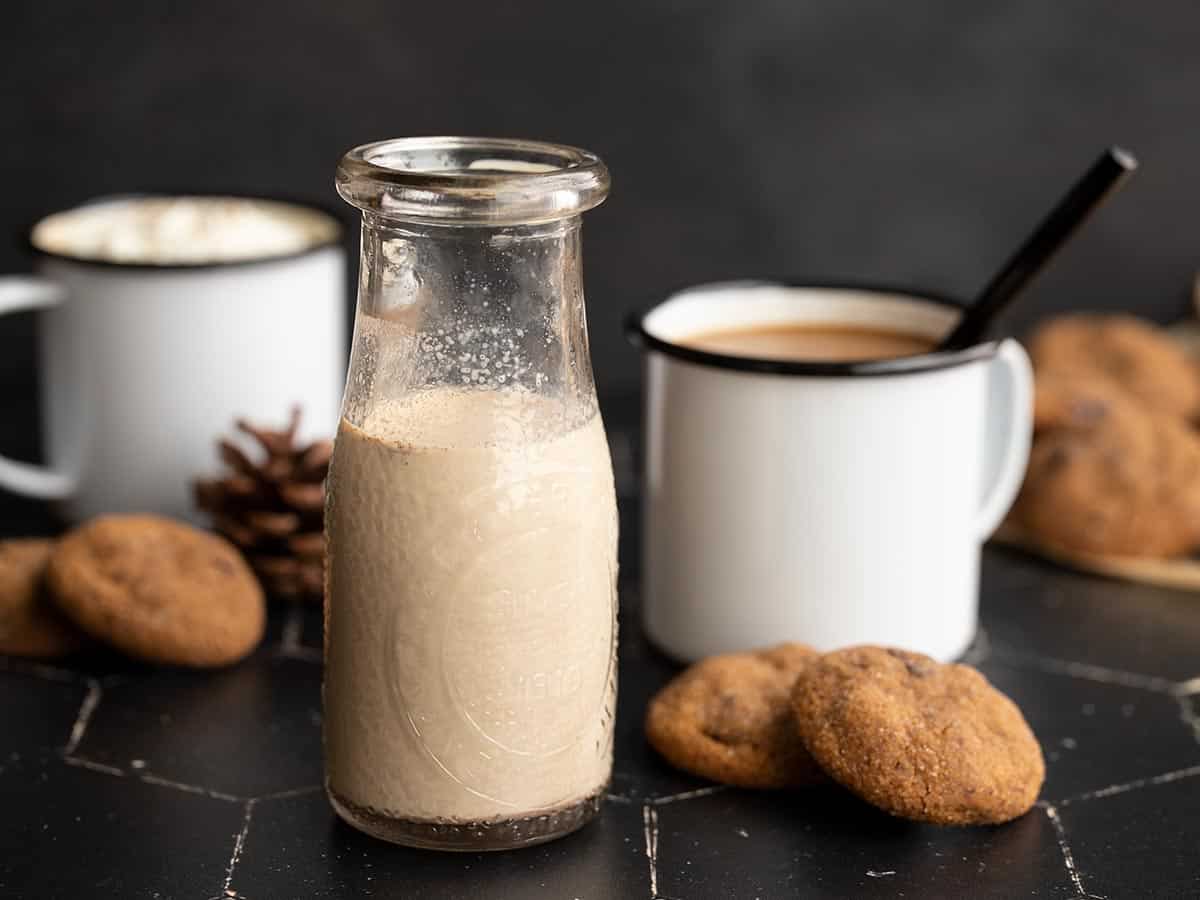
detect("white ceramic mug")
[629,282,1034,663]
[0,197,347,522]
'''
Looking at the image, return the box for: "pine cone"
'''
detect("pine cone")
[193,408,331,602]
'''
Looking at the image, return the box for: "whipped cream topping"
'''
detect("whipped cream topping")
[31,196,340,265]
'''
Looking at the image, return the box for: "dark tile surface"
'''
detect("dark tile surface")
[0,753,241,900]
[3,530,1200,897]
[294,603,324,656]
[982,548,1200,682]
[610,594,709,803]
[0,664,85,758]
[654,789,1074,900]
[1060,768,1200,900]
[71,653,323,798]
[979,661,1200,803]
[233,788,647,899]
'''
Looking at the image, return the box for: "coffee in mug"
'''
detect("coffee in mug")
[680,323,936,362]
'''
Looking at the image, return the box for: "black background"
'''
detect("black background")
[4,8,1200,896]
[3,0,1198,411]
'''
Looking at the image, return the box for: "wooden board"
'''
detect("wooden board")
[991,521,1200,592]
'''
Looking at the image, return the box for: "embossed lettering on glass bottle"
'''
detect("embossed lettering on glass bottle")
[323,138,618,851]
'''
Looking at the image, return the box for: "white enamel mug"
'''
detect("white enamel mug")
[629,282,1034,663]
[0,196,346,522]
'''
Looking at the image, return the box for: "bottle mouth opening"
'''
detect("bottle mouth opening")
[336,136,611,226]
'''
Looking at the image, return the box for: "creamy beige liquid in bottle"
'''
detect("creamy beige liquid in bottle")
[327,135,616,850]
[324,388,618,843]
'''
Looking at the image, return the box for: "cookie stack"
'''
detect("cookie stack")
[1011,314,1200,559]
[646,644,1044,826]
[0,515,265,667]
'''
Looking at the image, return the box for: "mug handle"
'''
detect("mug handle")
[0,276,76,499]
[974,338,1034,538]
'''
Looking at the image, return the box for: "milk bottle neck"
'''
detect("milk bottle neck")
[349,214,598,421]
[357,215,585,325]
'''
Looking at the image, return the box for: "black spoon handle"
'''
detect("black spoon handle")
[941,147,1138,351]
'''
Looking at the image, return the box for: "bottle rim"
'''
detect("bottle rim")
[336,136,611,225]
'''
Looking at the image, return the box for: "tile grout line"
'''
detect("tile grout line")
[642,803,659,899]
[604,792,637,805]
[1177,694,1200,745]
[279,645,323,664]
[63,755,125,778]
[62,754,245,803]
[1174,676,1200,697]
[651,785,727,806]
[279,605,304,653]
[990,649,1177,694]
[1041,803,1101,900]
[0,656,81,684]
[1060,762,1200,807]
[257,784,323,802]
[139,772,241,804]
[222,799,257,896]
[63,679,102,755]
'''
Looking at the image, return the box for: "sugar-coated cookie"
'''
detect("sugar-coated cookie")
[47,515,265,667]
[0,539,87,659]
[646,643,826,789]
[792,646,1044,826]
[1015,400,1200,558]
[1028,314,1200,420]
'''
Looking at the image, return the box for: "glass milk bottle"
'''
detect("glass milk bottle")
[324,138,618,850]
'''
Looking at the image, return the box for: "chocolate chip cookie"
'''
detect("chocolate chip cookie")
[646,643,826,788]
[792,646,1044,825]
[47,515,265,667]
[1028,314,1200,420]
[1015,399,1200,557]
[1032,369,1130,433]
[0,538,87,659]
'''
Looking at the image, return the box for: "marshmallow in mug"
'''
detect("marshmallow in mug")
[30,196,340,265]
[0,195,346,521]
